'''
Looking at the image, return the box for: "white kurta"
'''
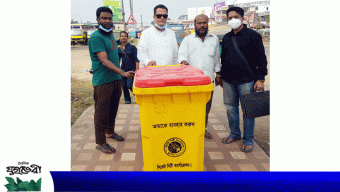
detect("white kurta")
[178,33,222,82]
[137,26,179,67]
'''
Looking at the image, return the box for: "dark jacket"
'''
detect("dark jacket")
[118,43,139,72]
[221,24,268,84]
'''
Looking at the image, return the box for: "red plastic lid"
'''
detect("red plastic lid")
[134,64,211,88]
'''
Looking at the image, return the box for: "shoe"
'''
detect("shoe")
[125,101,131,104]
[204,129,213,139]
[107,133,125,141]
[241,144,253,153]
[222,135,241,144]
[96,144,116,154]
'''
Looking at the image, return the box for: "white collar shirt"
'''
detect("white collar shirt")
[178,33,222,82]
[137,25,178,67]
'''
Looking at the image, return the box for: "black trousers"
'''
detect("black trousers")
[93,80,122,145]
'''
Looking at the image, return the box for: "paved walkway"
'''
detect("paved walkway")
[71,86,269,171]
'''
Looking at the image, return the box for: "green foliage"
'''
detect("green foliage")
[265,15,270,24]
[6,177,16,187]
[36,178,42,191]
[4,177,41,191]
[16,178,22,185]
[5,184,18,191]
[255,24,263,30]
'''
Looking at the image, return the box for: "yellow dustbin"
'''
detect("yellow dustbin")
[133,64,214,171]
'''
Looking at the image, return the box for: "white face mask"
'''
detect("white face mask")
[228,18,242,29]
[99,25,113,32]
[155,23,166,29]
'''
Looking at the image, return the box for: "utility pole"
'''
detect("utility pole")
[129,0,135,29]
[141,15,143,31]
[129,0,133,16]
[121,0,126,30]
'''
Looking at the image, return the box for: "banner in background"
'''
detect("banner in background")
[214,2,226,11]
[103,0,123,21]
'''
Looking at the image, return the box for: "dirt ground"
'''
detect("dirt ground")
[71,46,93,81]
[71,40,270,156]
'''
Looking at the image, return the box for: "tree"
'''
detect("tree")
[255,23,263,30]
[71,19,78,24]
[265,15,270,25]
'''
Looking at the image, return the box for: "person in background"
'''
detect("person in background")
[88,6,135,154]
[178,14,222,139]
[137,4,178,67]
[220,6,268,153]
[118,31,139,104]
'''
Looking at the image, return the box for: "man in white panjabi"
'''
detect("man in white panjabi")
[178,14,222,139]
[137,4,178,67]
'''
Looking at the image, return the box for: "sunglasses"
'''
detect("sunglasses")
[155,14,168,19]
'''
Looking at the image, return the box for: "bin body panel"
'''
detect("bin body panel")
[133,65,213,171]
[137,91,211,171]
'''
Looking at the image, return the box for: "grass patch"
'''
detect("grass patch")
[71,77,136,126]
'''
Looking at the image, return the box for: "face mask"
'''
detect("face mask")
[228,18,242,29]
[155,23,166,29]
[99,25,113,32]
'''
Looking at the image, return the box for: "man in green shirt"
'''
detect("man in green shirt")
[89,6,135,154]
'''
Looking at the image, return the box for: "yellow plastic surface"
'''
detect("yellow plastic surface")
[133,83,214,171]
[71,36,83,39]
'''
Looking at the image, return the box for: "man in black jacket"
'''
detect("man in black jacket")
[220,7,268,153]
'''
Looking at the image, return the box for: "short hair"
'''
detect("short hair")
[226,6,244,18]
[120,31,129,37]
[96,6,113,18]
[154,4,168,15]
[194,14,209,23]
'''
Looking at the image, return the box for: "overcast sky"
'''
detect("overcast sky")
[71,0,223,26]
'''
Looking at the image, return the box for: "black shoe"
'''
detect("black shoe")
[108,133,125,141]
[205,129,213,139]
[125,101,131,104]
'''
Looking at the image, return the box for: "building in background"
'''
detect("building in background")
[188,7,213,20]
[178,15,188,21]
[186,7,214,29]
[214,0,270,28]
[214,2,227,24]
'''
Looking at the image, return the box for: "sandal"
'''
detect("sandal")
[205,129,213,139]
[222,135,241,144]
[108,133,125,141]
[241,144,253,153]
[96,144,116,154]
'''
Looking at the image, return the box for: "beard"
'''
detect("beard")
[99,22,113,29]
[195,28,208,37]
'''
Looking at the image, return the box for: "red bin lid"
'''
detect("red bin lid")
[134,64,211,88]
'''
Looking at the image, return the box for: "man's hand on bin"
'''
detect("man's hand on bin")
[254,80,265,91]
[147,61,157,66]
[215,74,222,87]
[122,71,135,79]
[180,60,189,65]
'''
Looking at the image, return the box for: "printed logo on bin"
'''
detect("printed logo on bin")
[164,137,186,157]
